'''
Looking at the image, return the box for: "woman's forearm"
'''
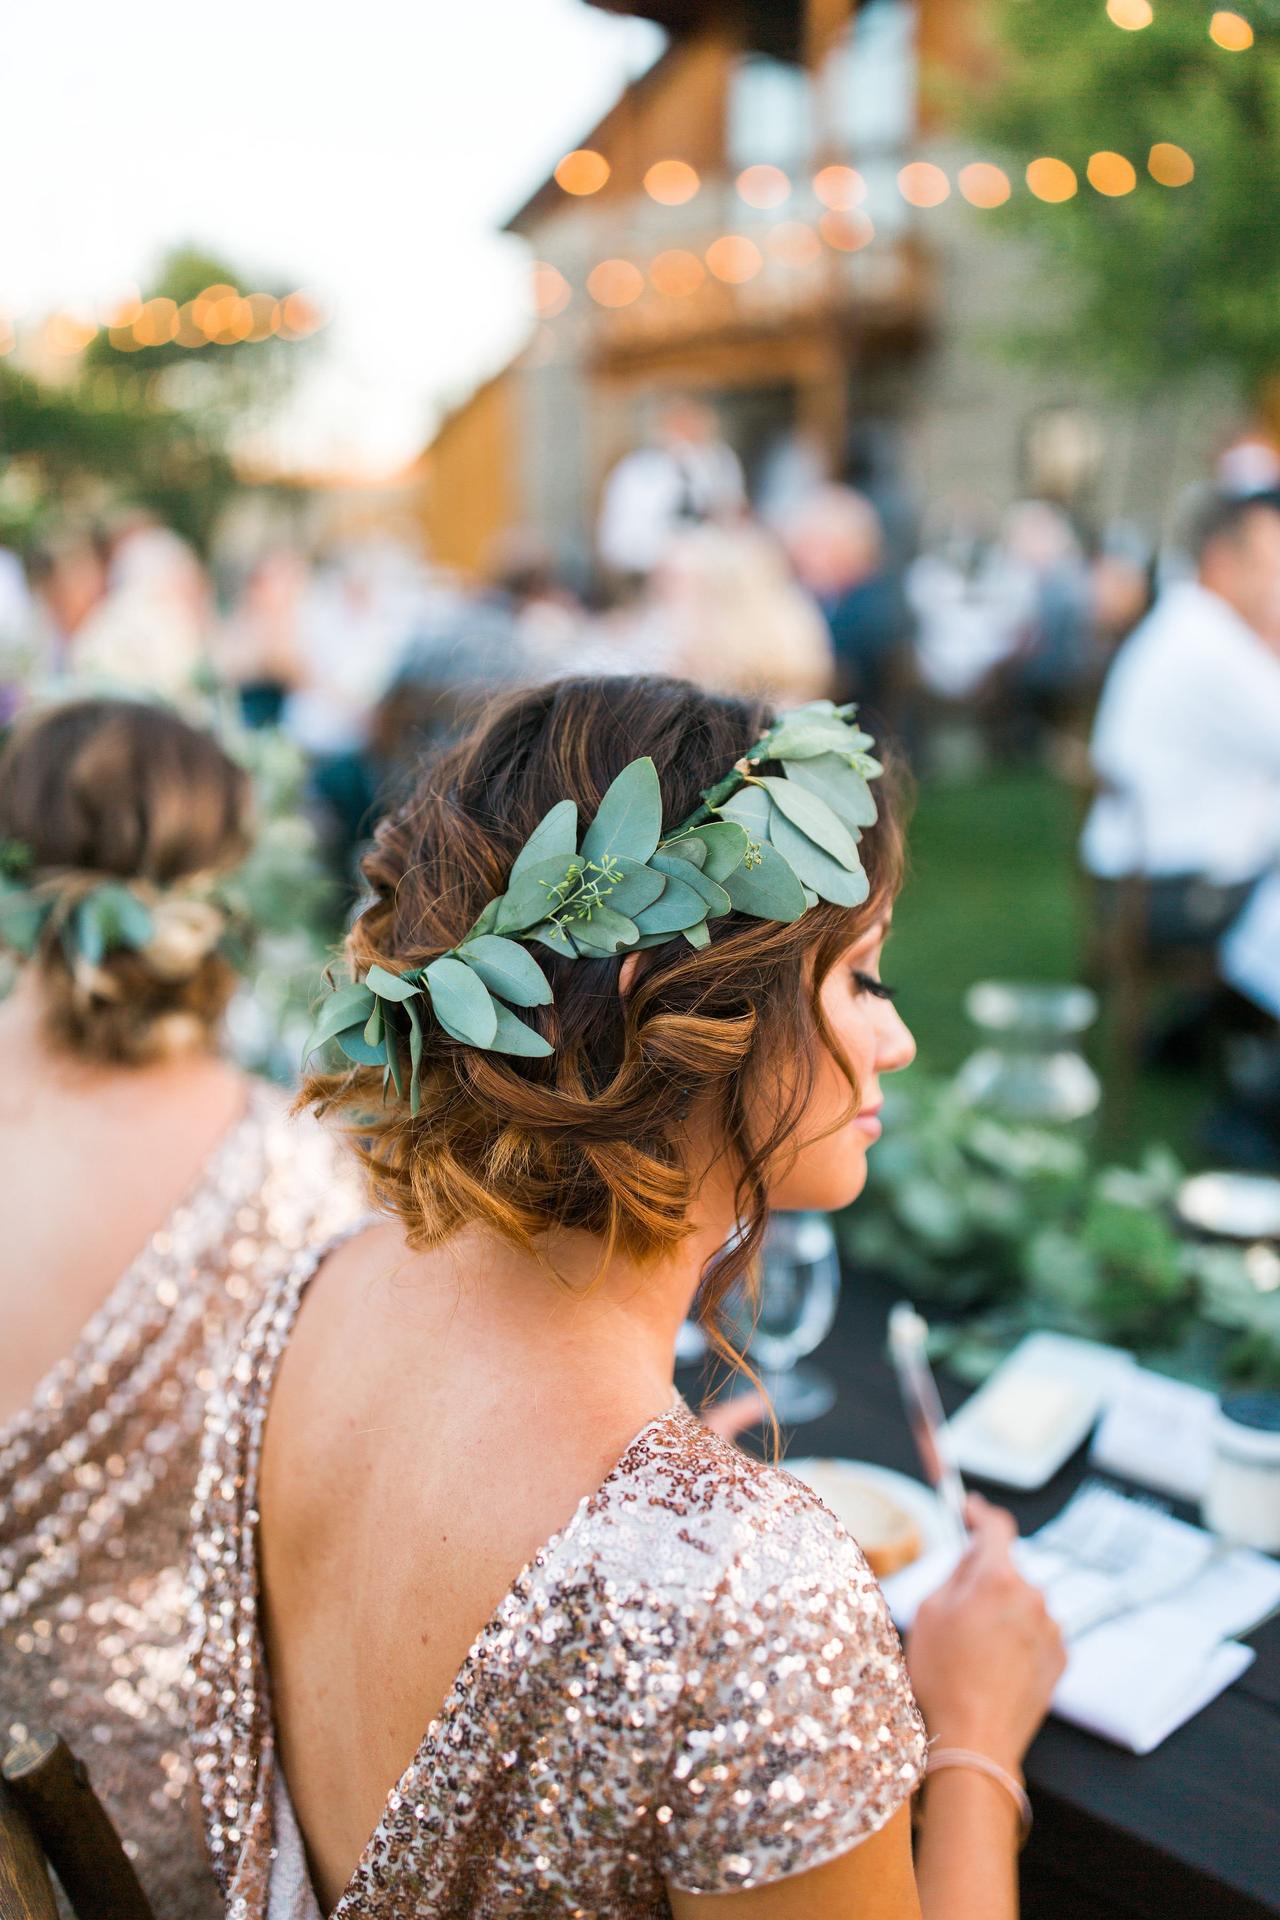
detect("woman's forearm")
[914,1770,1021,1920]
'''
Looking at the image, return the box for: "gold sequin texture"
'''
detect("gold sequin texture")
[0,1083,366,1919]
[190,1244,927,1918]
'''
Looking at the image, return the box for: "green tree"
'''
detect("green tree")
[962,0,1280,400]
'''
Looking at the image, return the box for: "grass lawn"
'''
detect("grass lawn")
[886,765,1210,1168]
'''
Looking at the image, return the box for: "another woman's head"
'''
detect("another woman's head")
[0,698,252,1063]
[307,676,913,1326]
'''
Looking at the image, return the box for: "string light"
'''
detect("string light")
[531,262,571,318]
[173,302,206,349]
[45,312,98,355]
[1087,150,1137,195]
[1209,10,1253,49]
[813,164,866,210]
[766,221,821,268]
[736,164,790,209]
[586,258,644,307]
[1026,157,1078,202]
[132,297,178,347]
[819,210,875,252]
[1148,142,1195,187]
[649,249,705,297]
[1106,0,1153,28]
[898,162,950,207]
[555,149,610,195]
[643,159,699,206]
[958,162,1011,208]
[705,235,763,283]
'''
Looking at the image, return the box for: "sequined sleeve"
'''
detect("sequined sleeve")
[658,1479,927,1895]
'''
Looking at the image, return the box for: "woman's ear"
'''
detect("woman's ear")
[619,953,641,998]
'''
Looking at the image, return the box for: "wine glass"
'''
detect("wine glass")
[725,1212,842,1424]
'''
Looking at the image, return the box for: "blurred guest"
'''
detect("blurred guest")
[1000,500,1094,737]
[23,524,109,679]
[0,698,364,1917]
[596,396,745,580]
[1217,424,1280,498]
[628,521,833,703]
[1090,523,1154,658]
[0,543,36,721]
[906,505,1030,702]
[71,523,209,700]
[1083,491,1280,1026]
[782,485,904,714]
[215,547,309,729]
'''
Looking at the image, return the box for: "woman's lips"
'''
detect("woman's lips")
[855,1102,884,1140]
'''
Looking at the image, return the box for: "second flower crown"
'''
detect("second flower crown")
[303,700,882,1112]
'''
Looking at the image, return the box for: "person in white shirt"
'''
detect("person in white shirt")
[596,397,745,580]
[1082,490,1280,1021]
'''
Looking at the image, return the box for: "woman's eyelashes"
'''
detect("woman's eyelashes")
[851,968,898,1002]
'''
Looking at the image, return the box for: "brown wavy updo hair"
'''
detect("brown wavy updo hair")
[307,676,902,1326]
[0,698,252,1062]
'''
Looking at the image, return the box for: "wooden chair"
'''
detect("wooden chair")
[0,1731,154,1920]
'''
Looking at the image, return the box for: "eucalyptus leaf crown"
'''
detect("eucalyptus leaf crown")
[302,700,882,1113]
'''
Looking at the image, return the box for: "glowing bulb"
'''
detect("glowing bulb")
[1026,157,1078,203]
[705,235,763,284]
[643,160,699,206]
[1107,0,1153,28]
[958,163,1012,209]
[898,162,950,208]
[736,164,790,210]
[555,149,610,195]
[1087,150,1137,196]
[819,211,875,252]
[1209,11,1253,49]
[586,259,644,307]
[531,263,571,319]
[1148,142,1195,187]
[813,165,866,211]
[649,249,705,297]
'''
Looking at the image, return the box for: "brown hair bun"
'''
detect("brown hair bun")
[0,698,252,1063]
[305,676,901,1329]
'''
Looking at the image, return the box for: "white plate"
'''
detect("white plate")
[945,1332,1135,1490]
[787,1457,951,1560]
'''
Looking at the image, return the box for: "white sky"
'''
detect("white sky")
[1,0,663,476]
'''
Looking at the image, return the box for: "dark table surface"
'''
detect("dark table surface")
[687,1266,1280,1920]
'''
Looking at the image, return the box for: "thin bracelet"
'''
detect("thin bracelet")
[925,1747,1033,1847]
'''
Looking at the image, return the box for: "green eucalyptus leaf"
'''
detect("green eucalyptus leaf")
[682,920,712,950]
[604,856,667,920]
[0,885,46,954]
[509,799,579,883]
[365,963,423,1003]
[782,754,878,830]
[494,854,582,936]
[488,1001,555,1057]
[425,955,499,1046]
[650,851,731,918]
[768,808,871,907]
[758,778,862,870]
[580,758,663,866]
[633,872,708,935]
[568,905,639,955]
[457,934,554,1007]
[658,833,707,869]
[753,719,864,761]
[74,896,108,965]
[363,999,383,1047]
[301,981,378,1063]
[384,1004,405,1100]
[465,898,502,941]
[530,919,576,957]
[674,820,749,881]
[718,785,771,838]
[406,996,424,1117]
[721,841,808,921]
[336,1023,388,1066]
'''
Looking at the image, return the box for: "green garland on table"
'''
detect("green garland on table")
[302,701,883,1113]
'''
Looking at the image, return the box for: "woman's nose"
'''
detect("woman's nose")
[877,1001,917,1075]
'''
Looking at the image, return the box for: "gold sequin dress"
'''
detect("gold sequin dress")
[190,1241,927,1919]
[0,1080,366,1919]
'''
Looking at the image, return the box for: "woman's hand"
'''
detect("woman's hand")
[906,1494,1066,1775]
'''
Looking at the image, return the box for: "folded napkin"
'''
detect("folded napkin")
[882,1489,1280,1755]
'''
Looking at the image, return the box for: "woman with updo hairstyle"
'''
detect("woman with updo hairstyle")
[0,697,364,1919]
[191,676,1063,1920]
